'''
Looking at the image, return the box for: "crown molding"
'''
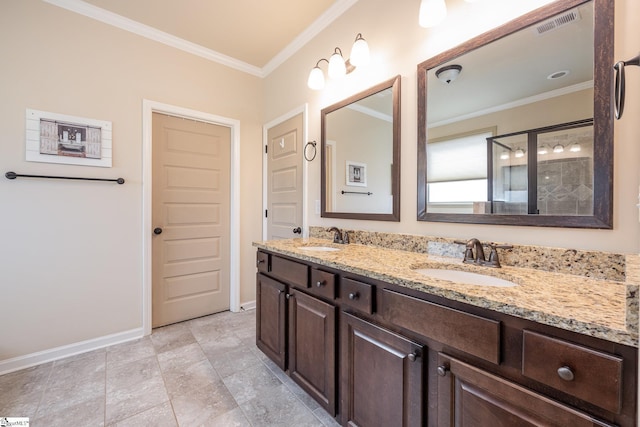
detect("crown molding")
[262,0,359,77]
[42,0,358,78]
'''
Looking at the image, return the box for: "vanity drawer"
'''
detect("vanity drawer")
[270,255,309,288]
[256,251,269,274]
[522,330,623,414]
[310,269,336,300]
[379,289,500,364]
[340,278,373,314]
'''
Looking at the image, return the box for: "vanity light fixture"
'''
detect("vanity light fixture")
[553,143,565,153]
[435,64,462,84]
[514,148,525,158]
[569,142,581,152]
[307,34,370,90]
[500,150,510,160]
[419,0,447,28]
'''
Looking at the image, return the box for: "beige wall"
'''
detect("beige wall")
[0,0,263,362]
[265,0,640,254]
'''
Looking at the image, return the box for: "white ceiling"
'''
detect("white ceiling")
[43,0,356,77]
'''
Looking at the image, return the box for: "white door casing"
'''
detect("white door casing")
[142,99,240,336]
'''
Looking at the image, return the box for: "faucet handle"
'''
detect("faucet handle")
[343,231,350,244]
[485,243,513,268]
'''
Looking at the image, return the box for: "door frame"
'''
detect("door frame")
[262,104,308,240]
[142,99,241,336]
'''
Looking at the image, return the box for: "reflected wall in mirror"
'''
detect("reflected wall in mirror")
[322,75,401,221]
[417,0,613,228]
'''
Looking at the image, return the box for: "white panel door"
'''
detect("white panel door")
[267,113,303,240]
[152,113,230,328]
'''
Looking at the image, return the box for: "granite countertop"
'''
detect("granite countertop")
[254,238,639,348]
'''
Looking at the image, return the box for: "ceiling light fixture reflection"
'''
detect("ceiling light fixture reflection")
[435,64,462,84]
[514,148,525,158]
[500,151,510,160]
[553,144,565,153]
[419,0,447,28]
[538,144,550,155]
[569,142,581,152]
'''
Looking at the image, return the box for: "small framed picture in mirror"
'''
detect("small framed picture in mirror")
[346,161,367,187]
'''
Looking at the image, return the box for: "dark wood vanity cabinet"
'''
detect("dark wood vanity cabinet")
[341,312,424,427]
[255,251,338,415]
[288,288,337,415]
[255,250,637,427]
[436,353,615,427]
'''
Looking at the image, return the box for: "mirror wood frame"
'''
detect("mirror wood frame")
[417,0,613,229]
[321,75,402,221]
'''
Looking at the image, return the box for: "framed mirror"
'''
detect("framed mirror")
[417,0,613,228]
[322,75,401,221]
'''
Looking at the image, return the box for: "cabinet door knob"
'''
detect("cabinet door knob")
[316,280,325,287]
[407,352,419,362]
[557,366,575,381]
[437,365,449,377]
[348,292,359,300]
[257,259,265,267]
[285,293,291,300]
[153,227,163,235]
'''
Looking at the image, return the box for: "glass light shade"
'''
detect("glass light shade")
[553,144,565,153]
[500,151,510,160]
[328,51,347,79]
[307,67,325,90]
[569,143,581,152]
[350,35,370,67]
[514,148,525,158]
[537,144,550,155]
[419,0,447,28]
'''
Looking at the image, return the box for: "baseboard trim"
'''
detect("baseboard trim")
[241,300,256,311]
[0,327,144,375]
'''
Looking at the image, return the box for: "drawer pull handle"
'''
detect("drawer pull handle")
[257,259,265,267]
[437,365,449,377]
[348,292,359,300]
[557,366,575,382]
[407,351,419,362]
[316,280,325,287]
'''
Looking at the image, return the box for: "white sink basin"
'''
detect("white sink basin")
[299,246,341,252]
[414,268,518,288]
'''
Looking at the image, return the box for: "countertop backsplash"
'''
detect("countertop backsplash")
[310,226,627,282]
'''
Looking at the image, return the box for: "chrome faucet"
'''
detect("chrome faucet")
[327,227,349,244]
[455,238,512,268]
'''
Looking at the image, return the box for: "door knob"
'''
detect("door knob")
[153,227,163,235]
[557,366,575,382]
[437,365,450,377]
[293,227,302,234]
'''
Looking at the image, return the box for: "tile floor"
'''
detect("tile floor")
[0,309,341,426]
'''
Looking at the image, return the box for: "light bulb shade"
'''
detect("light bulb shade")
[350,34,370,67]
[569,143,581,152]
[435,65,462,84]
[553,144,565,153]
[307,66,325,90]
[537,144,550,155]
[328,51,347,79]
[419,0,447,28]
[500,151,510,160]
[514,148,525,158]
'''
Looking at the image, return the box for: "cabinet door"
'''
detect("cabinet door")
[289,289,337,415]
[341,312,424,427]
[256,273,287,370]
[436,353,615,427]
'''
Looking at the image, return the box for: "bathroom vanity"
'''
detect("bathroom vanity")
[254,238,638,426]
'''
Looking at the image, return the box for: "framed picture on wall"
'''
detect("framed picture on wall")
[346,161,367,187]
[25,108,112,167]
